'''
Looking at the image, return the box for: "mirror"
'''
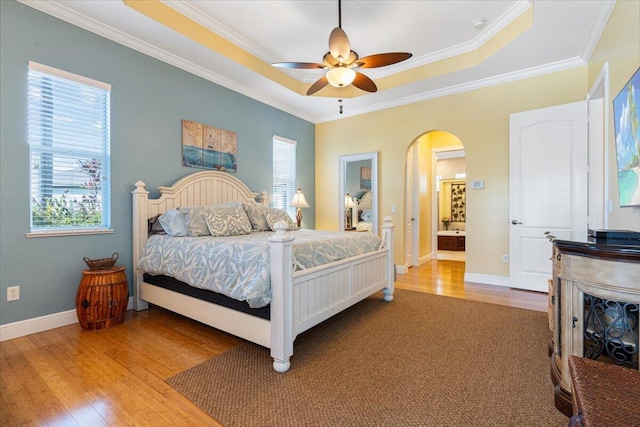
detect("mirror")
[339,152,378,233]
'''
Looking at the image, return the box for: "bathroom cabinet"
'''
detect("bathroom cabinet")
[437,235,465,251]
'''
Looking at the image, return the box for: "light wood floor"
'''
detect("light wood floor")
[1,260,548,426]
[395,259,548,312]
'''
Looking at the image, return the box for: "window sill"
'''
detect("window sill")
[26,228,115,238]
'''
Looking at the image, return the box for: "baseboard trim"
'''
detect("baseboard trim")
[0,297,134,342]
[437,252,466,262]
[418,254,431,265]
[396,264,409,274]
[464,273,510,288]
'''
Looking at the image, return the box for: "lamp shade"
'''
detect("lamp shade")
[326,66,356,88]
[290,189,310,208]
[345,194,354,208]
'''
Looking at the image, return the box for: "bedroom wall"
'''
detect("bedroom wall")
[316,67,587,279]
[587,0,640,232]
[0,1,315,327]
[316,0,640,281]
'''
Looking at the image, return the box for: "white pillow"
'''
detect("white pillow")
[158,209,189,237]
[360,209,373,222]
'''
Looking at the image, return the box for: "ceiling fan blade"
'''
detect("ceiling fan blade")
[272,62,326,69]
[352,72,377,93]
[354,52,413,69]
[329,27,351,61]
[307,76,329,95]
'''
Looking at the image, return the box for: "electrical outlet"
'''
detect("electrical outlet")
[502,255,509,264]
[7,286,20,301]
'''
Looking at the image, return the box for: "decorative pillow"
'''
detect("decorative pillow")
[264,207,298,231]
[243,203,270,231]
[204,206,253,237]
[148,214,166,236]
[179,202,242,237]
[158,209,189,237]
[360,209,373,222]
[179,205,211,237]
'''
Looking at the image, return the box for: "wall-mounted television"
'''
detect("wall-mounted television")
[612,66,640,207]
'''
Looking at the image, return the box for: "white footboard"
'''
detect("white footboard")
[268,218,394,372]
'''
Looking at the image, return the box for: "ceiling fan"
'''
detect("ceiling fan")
[272,0,412,98]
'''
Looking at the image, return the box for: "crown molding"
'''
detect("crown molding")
[580,0,616,62]
[401,0,533,72]
[17,0,597,125]
[163,0,273,63]
[18,0,316,123]
[315,57,587,123]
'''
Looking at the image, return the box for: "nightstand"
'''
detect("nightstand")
[76,266,128,330]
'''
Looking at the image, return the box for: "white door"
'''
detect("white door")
[509,101,588,292]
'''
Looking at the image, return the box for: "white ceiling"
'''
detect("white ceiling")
[21,0,615,123]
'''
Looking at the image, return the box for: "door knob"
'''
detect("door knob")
[511,220,523,225]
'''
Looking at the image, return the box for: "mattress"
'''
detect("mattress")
[137,229,382,308]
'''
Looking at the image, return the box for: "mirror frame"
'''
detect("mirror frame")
[339,152,378,233]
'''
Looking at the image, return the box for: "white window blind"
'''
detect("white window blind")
[28,61,111,233]
[272,135,297,219]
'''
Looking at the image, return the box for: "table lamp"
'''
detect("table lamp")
[345,194,354,229]
[290,188,310,228]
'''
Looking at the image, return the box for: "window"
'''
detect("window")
[27,62,111,236]
[272,135,297,219]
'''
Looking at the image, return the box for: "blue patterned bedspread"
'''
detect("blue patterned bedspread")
[137,230,382,308]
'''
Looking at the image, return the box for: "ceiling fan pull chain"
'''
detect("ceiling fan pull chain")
[339,87,343,114]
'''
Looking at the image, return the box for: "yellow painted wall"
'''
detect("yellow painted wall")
[588,0,640,231]
[317,67,587,277]
[316,1,639,279]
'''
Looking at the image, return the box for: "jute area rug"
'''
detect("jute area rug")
[166,290,567,426]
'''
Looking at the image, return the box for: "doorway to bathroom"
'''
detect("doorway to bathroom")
[435,150,466,262]
[404,131,465,268]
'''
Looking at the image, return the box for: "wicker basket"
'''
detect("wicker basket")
[83,252,118,270]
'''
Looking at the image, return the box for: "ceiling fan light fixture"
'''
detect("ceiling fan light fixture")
[326,66,356,87]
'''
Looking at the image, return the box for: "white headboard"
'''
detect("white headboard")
[131,171,268,309]
[134,170,267,219]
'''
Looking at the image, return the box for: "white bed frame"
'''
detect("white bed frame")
[132,171,395,372]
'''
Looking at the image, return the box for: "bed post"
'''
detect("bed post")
[382,216,395,302]
[268,221,295,373]
[132,180,149,311]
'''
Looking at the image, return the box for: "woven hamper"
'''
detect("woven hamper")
[76,266,128,330]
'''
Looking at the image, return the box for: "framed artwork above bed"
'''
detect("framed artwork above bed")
[181,119,238,172]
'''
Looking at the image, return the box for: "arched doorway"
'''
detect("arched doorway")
[404,131,464,269]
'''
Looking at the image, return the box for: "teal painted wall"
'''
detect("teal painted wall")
[0,1,315,325]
